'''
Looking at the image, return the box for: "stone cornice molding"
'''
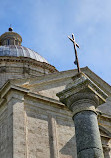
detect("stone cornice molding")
[0,81,65,109]
[99,113,111,120]
[84,67,111,96]
[0,56,58,73]
[57,72,108,116]
[58,73,108,103]
[99,125,111,138]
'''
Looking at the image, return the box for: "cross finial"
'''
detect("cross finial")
[68,33,81,73]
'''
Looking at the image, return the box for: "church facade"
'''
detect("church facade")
[0,28,111,158]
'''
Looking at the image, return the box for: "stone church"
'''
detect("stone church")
[0,28,111,158]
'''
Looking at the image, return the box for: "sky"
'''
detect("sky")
[0,0,111,85]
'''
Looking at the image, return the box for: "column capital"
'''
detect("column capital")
[57,72,108,116]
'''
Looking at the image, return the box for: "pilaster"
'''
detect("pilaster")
[6,90,26,158]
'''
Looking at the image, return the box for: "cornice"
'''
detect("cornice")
[98,112,111,120]
[0,81,65,108]
[99,125,111,139]
[0,56,58,73]
[5,67,111,97]
[57,72,108,106]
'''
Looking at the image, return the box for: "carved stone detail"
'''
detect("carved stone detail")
[67,92,99,116]
[57,72,108,116]
[56,72,108,158]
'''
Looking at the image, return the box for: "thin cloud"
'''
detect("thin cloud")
[0,0,111,85]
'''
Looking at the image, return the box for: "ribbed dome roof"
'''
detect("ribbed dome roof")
[0,45,48,63]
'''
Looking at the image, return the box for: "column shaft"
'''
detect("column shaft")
[74,111,104,158]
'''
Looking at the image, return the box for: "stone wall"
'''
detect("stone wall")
[0,88,111,158]
[0,99,13,158]
[0,57,57,88]
[24,95,77,158]
[98,114,111,157]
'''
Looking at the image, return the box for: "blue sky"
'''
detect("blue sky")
[0,0,111,85]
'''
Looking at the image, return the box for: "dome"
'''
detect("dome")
[0,45,48,63]
[0,28,58,88]
[0,28,48,63]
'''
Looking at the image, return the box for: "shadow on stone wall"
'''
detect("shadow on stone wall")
[60,136,77,158]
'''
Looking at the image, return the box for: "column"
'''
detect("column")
[57,72,108,158]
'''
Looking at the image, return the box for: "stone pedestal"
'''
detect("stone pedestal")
[57,72,108,158]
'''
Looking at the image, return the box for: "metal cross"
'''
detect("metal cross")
[68,33,81,73]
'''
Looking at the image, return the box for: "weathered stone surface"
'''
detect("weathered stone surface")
[0,28,111,158]
[0,69,111,158]
[57,72,107,158]
[0,57,58,88]
[57,72,108,112]
[74,111,104,157]
[77,148,103,158]
[0,97,13,158]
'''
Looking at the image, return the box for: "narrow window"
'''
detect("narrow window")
[7,39,10,45]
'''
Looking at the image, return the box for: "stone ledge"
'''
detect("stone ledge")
[57,72,108,106]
